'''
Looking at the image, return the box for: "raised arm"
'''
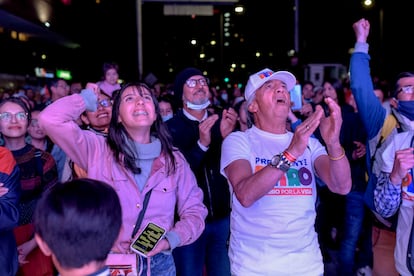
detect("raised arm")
[350,18,386,140]
[38,90,104,171]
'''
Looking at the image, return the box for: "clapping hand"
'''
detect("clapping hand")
[199,114,219,147]
[318,97,342,146]
[220,107,238,139]
[287,108,323,157]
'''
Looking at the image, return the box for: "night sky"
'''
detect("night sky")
[3,0,414,86]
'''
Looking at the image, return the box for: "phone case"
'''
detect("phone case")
[130,223,166,258]
[290,84,302,111]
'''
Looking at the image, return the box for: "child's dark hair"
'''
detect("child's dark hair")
[103,62,119,75]
[34,178,122,269]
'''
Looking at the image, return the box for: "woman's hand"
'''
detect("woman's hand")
[146,238,171,257]
[86,83,100,98]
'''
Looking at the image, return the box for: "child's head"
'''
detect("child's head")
[103,62,119,85]
[34,178,122,271]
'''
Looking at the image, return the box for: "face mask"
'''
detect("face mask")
[186,100,211,110]
[398,100,414,121]
[162,113,173,122]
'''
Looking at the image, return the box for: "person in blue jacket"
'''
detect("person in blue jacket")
[350,18,414,276]
[0,146,21,276]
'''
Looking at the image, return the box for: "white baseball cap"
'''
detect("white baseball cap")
[244,68,296,102]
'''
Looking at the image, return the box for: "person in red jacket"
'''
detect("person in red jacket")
[0,146,21,276]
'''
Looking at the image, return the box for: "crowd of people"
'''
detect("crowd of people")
[1,18,413,276]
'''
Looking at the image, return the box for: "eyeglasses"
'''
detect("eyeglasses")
[0,112,28,121]
[97,99,112,108]
[185,78,210,88]
[397,85,414,95]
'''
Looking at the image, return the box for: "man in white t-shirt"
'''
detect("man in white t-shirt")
[220,68,352,276]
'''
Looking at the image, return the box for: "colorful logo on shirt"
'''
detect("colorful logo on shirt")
[255,156,313,196]
[402,171,414,200]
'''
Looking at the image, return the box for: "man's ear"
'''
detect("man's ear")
[390,98,398,109]
[34,234,52,256]
[247,100,257,113]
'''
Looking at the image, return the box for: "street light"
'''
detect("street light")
[234,5,244,14]
[361,0,383,58]
[362,0,373,8]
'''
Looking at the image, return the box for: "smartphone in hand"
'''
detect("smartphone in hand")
[130,223,166,258]
[290,84,302,111]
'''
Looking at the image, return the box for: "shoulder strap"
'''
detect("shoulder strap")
[380,114,397,141]
[371,114,399,167]
[380,114,398,142]
[131,190,153,239]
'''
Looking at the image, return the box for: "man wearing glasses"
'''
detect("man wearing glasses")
[45,78,70,107]
[351,18,414,276]
[166,67,237,276]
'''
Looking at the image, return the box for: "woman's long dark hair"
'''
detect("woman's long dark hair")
[107,83,176,175]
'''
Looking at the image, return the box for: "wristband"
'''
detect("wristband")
[283,150,297,163]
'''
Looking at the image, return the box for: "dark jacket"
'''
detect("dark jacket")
[340,106,368,192]
[166,110,231,222]
[0,147,21,276]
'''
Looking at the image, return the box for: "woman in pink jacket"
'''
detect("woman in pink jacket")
[38,82,207,275]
